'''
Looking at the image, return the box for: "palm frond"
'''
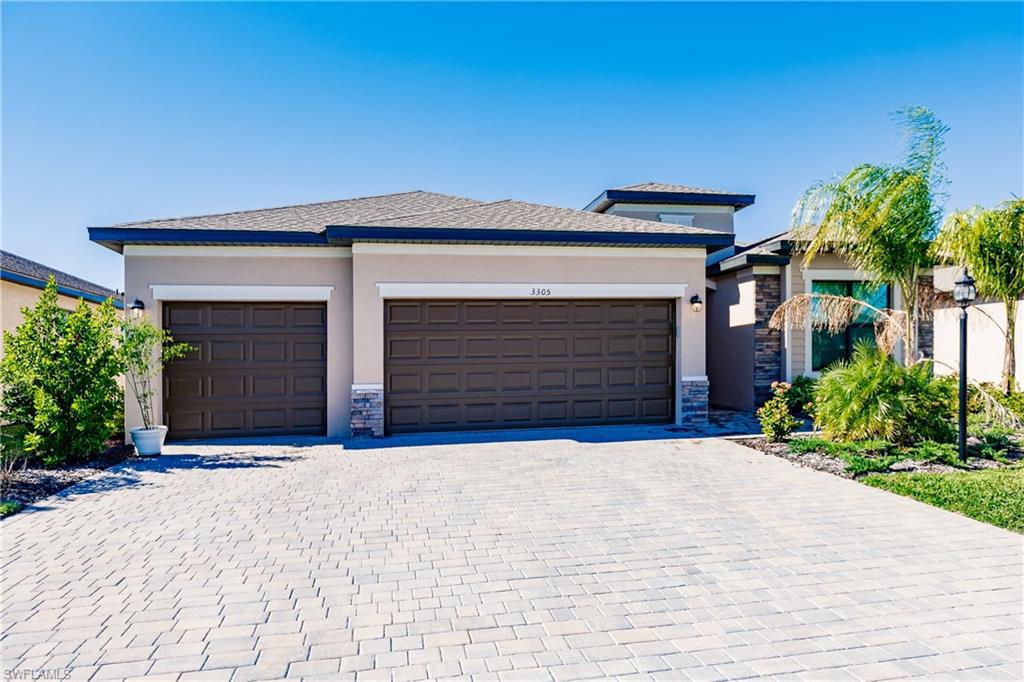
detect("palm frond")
[768,293,906,355]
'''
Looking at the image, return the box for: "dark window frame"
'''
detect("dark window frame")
[811,280,892,372]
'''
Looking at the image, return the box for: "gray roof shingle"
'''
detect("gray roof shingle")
[614,182,748,196]
[354,199,718,235]
[110,191,483,232]
[1,250,119,300]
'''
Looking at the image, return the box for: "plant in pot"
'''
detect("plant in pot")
[120,314,191,456]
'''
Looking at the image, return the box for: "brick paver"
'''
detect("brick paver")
[2,433,1021,680]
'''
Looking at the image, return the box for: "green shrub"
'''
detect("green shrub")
[787,375,818,416]
[813,343,956,444]
[0,279,123,467]
[758,386,802,442]
[906,440,960,466]
[0,501,22,518]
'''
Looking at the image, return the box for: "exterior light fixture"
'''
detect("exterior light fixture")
[689,295,704,314]
[128,298,146,319]
[953,268,976,462]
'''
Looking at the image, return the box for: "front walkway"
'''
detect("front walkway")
[1,435,1020,681]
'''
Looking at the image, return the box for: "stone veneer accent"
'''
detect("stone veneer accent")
[350,386,384,437]
[753,273,783,406]
[918,275,935,361]
[679,378,709,426]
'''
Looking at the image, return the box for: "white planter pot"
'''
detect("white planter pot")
[130,426,168,456]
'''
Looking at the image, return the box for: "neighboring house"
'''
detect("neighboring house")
[89,187,737,440]
[701,232,934,410]
[932,265,1023,386]
[1,250,122,357]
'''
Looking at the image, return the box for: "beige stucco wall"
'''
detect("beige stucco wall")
[934,300,1024,385]
[1,280,110,357]
[123,249,353,437]
[351,244,708,424]
[602,204,733,231]
[706,270,755,409]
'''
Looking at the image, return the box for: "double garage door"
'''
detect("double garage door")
[162,298,674,438]
[384,299,675,433]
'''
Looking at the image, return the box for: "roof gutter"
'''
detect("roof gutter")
[326,225,734,249]
[88,227,331,253]
[586,189,757,213]
[706,252,790,276]
[1,270,124,308]
[88,225,734,252]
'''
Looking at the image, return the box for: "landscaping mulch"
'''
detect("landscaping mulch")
[735,434,1022,479]
[1,442,135,511]
[735,436,852,477]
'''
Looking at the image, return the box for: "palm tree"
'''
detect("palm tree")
[934,198,1024,392]
[773,106,948,366]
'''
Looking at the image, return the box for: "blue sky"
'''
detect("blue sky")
[3,2,1021,290]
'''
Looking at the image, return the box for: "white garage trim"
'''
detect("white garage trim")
[126,246,351,258]
[150,284,335,301]
[352,243,706,259]
[375,282,689,299]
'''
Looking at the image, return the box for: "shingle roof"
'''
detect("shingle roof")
[110,191,483,232]
[585,182,756,213]
[614,182,747,196]
[91,190,734,252]
[1,250,119,300]
[354,199,718,235]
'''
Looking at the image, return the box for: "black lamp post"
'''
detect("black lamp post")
[952,268,977,462]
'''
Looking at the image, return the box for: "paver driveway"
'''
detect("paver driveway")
[2,434,1021,681]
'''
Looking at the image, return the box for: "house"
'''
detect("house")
[932,265,1023,386]
[90,188,737,440]
[88,183,929,439]
[1,250,123,357]
[701,231,933,409]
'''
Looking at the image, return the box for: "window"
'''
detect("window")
[659,213,694,226]
[810,280,890,371]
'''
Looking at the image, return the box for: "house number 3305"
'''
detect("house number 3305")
[530,287,552,296]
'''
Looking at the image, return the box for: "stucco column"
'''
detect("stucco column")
[350,252,385,436]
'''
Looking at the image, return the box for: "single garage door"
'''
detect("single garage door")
[163,302,327,439]
[384,299,674,433]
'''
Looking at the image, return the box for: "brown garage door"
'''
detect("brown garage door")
[384,299,674,433]
[163,302,327,439]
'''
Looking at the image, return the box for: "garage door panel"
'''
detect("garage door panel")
[163,302,327,439]
[385,299,673,433]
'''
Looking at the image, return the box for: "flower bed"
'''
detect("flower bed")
[0,441,133,517]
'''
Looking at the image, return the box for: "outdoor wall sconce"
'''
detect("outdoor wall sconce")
[690,294,704,314]
[128,298,146,319]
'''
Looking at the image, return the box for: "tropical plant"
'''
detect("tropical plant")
[120,315,191,429]
[934,198,1024,392]
[772,107,949,365]
[757,384,802,442]
[0,278,123,466]
[813,343,956,444]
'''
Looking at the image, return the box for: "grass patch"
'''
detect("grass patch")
[863,467,1024,532]
[0,500,23,518]
[789,437,899,474]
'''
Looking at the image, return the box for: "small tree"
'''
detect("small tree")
[777,106,948,365]
[120,315,191,429]
[934,198,1024,393]
[0,278,123,466]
